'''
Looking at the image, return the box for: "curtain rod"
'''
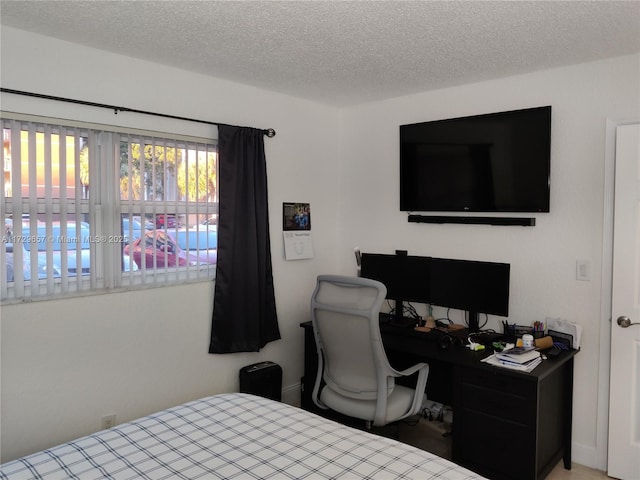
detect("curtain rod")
[0,87,276,138]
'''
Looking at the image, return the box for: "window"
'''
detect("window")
[1,115,218,302]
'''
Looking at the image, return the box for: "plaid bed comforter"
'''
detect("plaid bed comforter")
[1,393,485,479]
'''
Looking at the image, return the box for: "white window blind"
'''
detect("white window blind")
[2,115,218,302]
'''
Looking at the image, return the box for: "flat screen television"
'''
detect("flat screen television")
[400,106,551,213]
[360,252,510,332]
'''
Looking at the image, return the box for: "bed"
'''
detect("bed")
[0,393,486,479]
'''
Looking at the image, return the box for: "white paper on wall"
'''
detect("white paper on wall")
[283,231,314,260]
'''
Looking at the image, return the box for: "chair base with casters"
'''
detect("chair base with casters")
[310,275,429,428]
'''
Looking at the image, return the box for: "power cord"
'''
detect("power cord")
[403,302,420,320]
[421,402,445,422]
[420,404,454,438]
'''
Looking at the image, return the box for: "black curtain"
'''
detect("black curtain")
[208,125,280,353]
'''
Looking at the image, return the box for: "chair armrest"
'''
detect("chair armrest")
[394,362,429,378]
[397,363,429,402]
[374,362,430,426]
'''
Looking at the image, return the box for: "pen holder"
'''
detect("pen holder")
[502,323,532,343]
[503,323,516,342]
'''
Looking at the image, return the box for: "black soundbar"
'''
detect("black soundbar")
[408,215,536,226]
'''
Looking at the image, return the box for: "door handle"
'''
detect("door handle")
[617,316,640,328]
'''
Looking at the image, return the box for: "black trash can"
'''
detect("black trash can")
[239,361,282,401]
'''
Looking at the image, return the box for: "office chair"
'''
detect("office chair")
[310,275,429,428]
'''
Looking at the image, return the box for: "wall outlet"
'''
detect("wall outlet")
[101,414,116,430]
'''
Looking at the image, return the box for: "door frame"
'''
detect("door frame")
[597,118,640,471]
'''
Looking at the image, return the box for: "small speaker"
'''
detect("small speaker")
[239,361,282,401]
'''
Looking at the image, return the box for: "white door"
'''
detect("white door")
[609,122,640,480]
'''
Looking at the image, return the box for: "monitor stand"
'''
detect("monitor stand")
[468,311,480,333]
[389,299,417,328]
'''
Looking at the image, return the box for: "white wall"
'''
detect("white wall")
[337,53,640,470]
[0,27,342,462]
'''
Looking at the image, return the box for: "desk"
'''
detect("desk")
[300,321,577,480]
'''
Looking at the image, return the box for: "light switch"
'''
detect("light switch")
[576,260,591,281]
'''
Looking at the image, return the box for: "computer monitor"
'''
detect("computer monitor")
[429,257,510,332]
[360,253,431,326]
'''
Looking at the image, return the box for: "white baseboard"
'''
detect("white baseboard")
[571,442,607,472]
[281,383,301,406]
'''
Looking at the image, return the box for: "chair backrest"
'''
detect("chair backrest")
[311,275,392,402]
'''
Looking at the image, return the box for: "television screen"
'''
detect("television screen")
[400,106,551,213]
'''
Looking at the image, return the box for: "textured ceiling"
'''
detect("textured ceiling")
[1,0,639,106]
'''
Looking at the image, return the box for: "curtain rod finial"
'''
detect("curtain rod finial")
[265,128,276,138]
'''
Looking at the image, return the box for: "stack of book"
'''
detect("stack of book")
[483,346,542,372]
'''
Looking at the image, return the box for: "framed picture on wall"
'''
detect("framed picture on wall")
[283,202,311,231]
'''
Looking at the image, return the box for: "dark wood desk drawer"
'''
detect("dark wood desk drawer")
[453,365,541,479]
[456,367,535,425]
[458,366,532,396]
[454,408,536,480]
